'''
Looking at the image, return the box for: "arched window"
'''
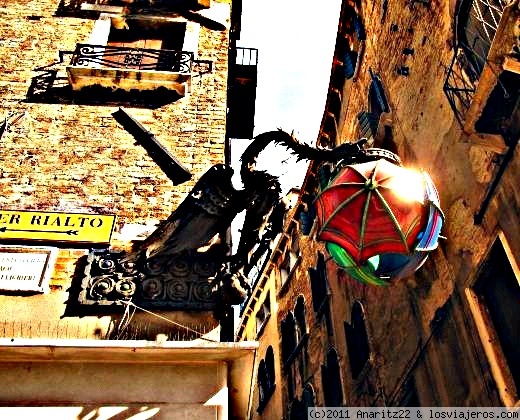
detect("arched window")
[257,346,276,412]
[309,252,328,312]
[257,359,267,403]
[265,346,275,392]
[282,311,296,362]
[345,301,370,379]
[294,295,307,343]
[321,348,343,407]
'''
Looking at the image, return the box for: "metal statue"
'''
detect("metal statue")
[80,129,434,316]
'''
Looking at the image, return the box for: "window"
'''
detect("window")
[368,70,390,116]
[344,301,370,379]
[282,297,310,370]
[357,111,380,141]
[289,227,300,270]
[302,384,316,411]
[339,4,365,80]
[321,348,343,407]
[467,234,520,405]
[474,70,520,142]
[280,254,292,287]
[289,398,306,420]
[309,252,333,336]
[265,346,275,387]
[356,70,390,144]
[299,193,317,235]
[105,19,186,69]
[255,293,271,338]
[282,311,297,363]
[56,0,211,16]
[294,295,307,344]
[257,346,276,412]
[258,360,267,402]
[309,253,328,313]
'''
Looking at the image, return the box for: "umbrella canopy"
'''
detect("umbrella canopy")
[316,159,429,265]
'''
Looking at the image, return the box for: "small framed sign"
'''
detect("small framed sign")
[0,246,57,293]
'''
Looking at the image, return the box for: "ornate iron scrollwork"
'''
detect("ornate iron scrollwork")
[79,249,220,309]
[70,44,193,73]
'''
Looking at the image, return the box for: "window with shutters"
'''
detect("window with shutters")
[309,252,328,314]
[255,293,271,338]
[339,4,365,81]
[321,348,344,407]
[294,295,307,344]
[357,70,391,144]
[282,312,297,364]
[257,346,276,412]
[344,301,371,379]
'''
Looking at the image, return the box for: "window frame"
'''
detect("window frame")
[257,345,277,412]
[321,347,344,407]
[255,293,271,339]
[344,301,372,380]
[465,231,520,407]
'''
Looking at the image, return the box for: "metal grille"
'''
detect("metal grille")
[443,0,506,125]
[70,44,193,73]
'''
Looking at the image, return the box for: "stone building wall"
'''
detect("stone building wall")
[238,0,520,416]
[0,0,233,339]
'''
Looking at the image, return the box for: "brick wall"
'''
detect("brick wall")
[0,0,232,337]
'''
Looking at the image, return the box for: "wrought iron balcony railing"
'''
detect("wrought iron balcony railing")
[444,46,480,126]
[57,0,211,16]
[70,44,193,73]
[443,0,507,125]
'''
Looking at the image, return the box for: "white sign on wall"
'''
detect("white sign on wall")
[0,246,57,293]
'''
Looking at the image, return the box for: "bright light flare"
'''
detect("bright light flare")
[386,168,426,204]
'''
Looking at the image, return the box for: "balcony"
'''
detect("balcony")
[66,44,193,96]
[57,0,211,17]
[443,0,519,150]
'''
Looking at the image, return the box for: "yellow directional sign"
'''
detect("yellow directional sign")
[0,210,116,244]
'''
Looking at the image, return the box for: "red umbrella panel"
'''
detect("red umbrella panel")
[316,159,429,265]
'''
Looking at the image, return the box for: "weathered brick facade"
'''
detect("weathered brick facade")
[239,0,520,416]
[0,0,235,338]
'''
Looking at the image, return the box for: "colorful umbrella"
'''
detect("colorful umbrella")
[316,159,444,285]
